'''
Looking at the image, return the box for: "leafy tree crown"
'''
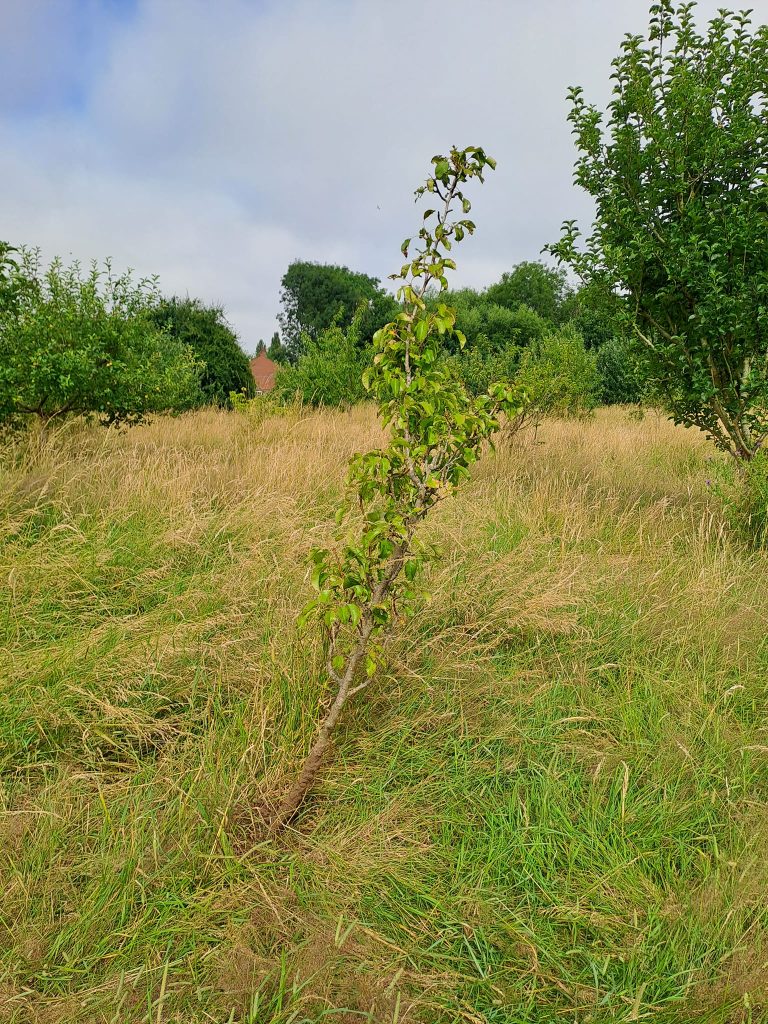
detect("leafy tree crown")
[548,1,768,459]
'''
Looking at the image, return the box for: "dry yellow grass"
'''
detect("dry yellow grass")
[1,405,767,1022]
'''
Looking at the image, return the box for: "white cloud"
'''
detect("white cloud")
[0,0,739,346]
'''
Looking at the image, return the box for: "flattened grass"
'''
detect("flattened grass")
[1,407,767,1022]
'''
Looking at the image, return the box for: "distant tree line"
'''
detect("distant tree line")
[0,242,646,437]
[0,242,656,440]
[271,257,643,411]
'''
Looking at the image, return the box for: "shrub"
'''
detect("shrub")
[506,327,599,438]
[443,344,520,397]
[597,336,645,405]
[273,316,369,407]
[429,290,549,357]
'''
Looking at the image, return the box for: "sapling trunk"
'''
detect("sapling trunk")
[270,539,413,828]
[269,638,368,829]
[269,147,525,829]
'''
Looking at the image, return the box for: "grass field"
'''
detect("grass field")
[1,405,767,1023]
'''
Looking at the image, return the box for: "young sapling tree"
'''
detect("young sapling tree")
[270,147,526,829]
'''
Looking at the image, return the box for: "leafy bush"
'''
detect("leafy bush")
[506,303,550,350]
[509,327,599,435]
[273,316,369,407]
[429,289,549,357]
[148,297,253,407]
[597,336,644,405]
[0,250,202,430]
[443,344,520,397]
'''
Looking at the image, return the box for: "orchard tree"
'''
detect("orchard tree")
[513,327,600,426]
[269,147,526,829]
[0,251,202,430]
[549,1,768,461]
[148,296,254,406]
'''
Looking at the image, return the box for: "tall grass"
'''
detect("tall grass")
[1,406,766,1022]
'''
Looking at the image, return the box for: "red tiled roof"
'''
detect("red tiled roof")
[249,352,278,391]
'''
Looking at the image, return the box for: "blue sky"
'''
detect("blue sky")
[0,0,745,348]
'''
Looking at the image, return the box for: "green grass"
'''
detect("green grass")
[0,407,767,1022]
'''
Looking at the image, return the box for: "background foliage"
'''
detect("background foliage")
[273,317,370,408]
[148,297,254,408]
[277,261,399,364]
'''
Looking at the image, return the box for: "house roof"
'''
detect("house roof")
[249,352,278,391]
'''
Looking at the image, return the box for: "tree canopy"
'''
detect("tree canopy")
[549,1,768,460]
[267,331,287,363]
[148,297,254,407]
[428,287,549,357]
[0,250,202,428]
[277,260,398,362]
[485,261,571,323]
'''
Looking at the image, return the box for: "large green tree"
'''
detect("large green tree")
[485,260,571,323]
[549,1,768,461]
[148,297,254,406]
[277,261,398,362]
[0,251,202,429]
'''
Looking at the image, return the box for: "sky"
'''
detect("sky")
[0,0,756,351]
